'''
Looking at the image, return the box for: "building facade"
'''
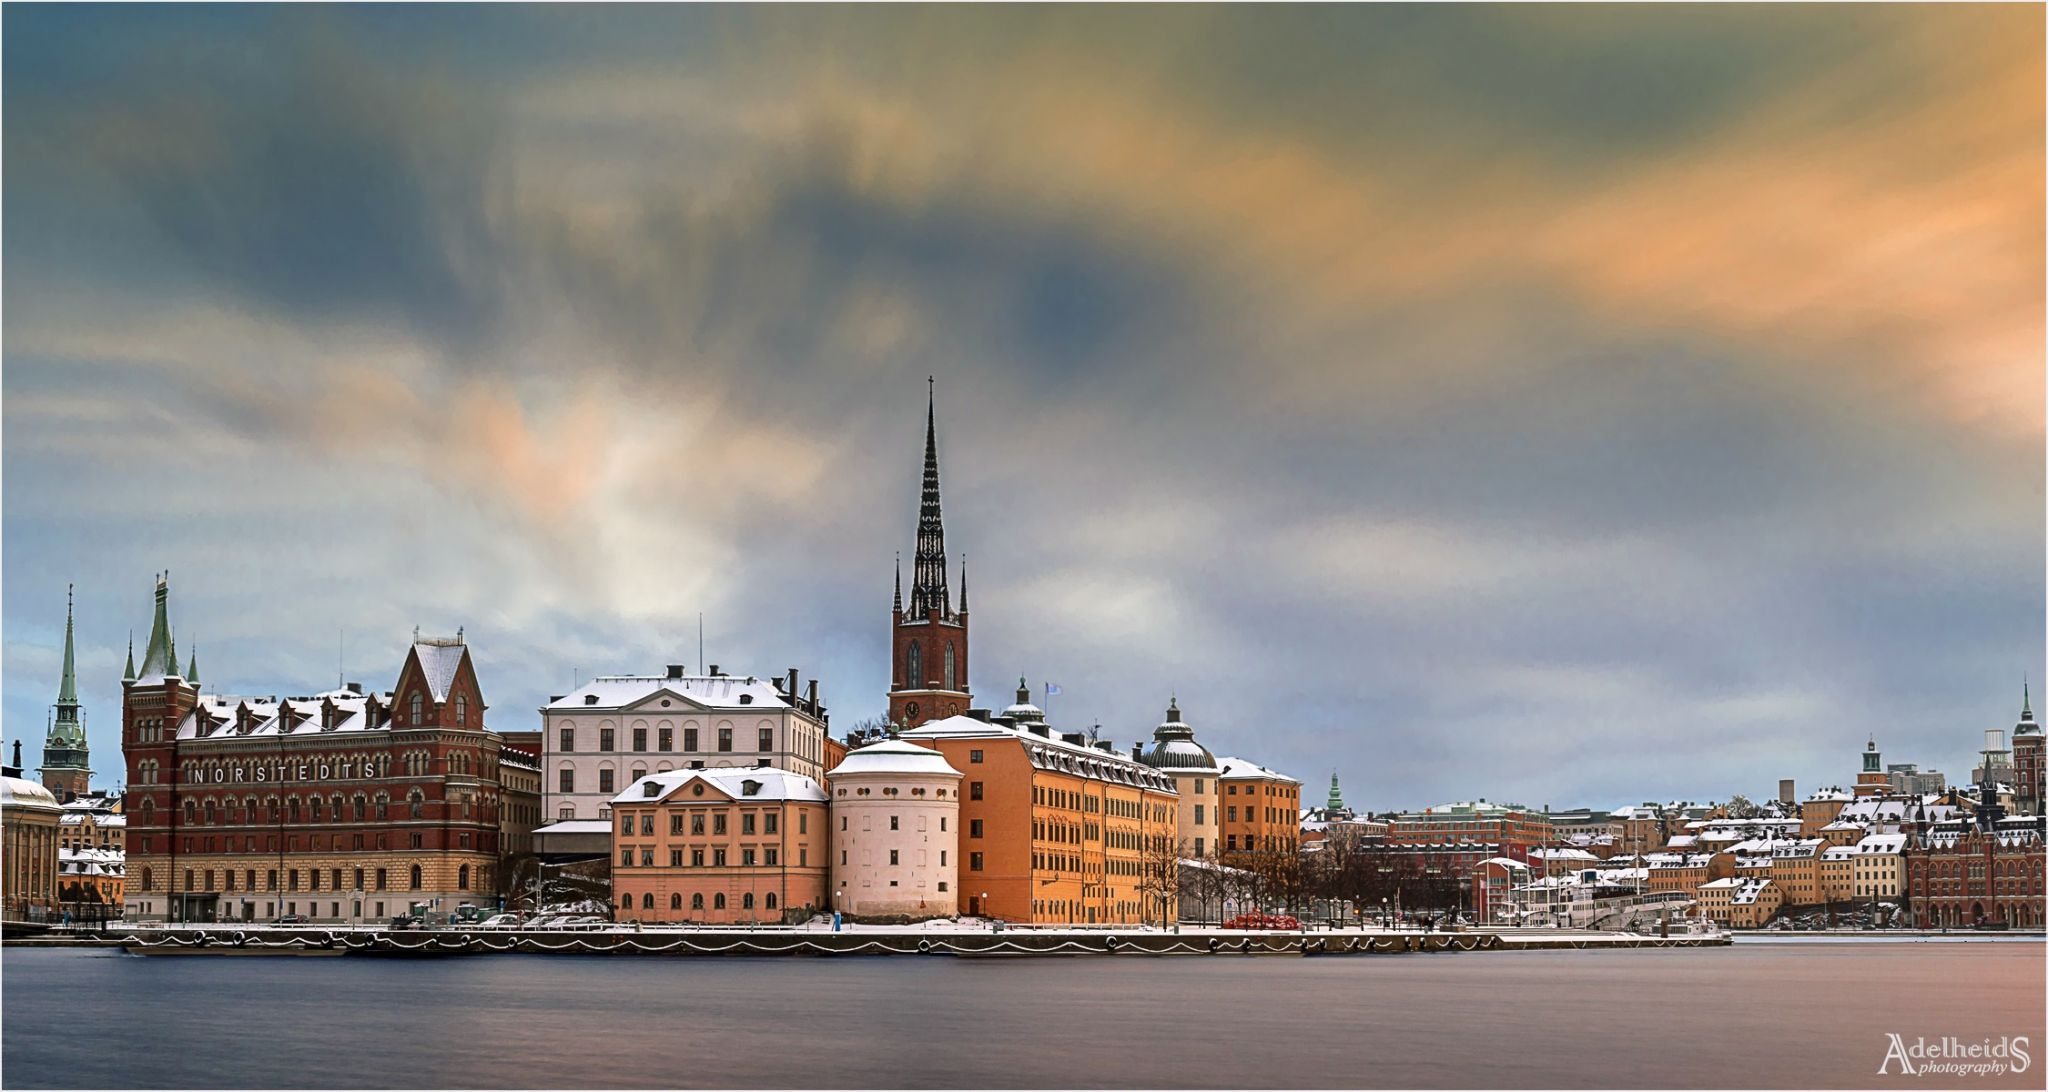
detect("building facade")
[1906,815,2046,929]
[826,740,963,920]
[897,706,1180,925]
[122,576,513,923]
[1854,739,1890,798]
[543,667,832,821]
[608,767,829,924]
[2011,686,2042,817]
[888,385,971,730]
[1217,757,1302,855]
[3,753,62,923]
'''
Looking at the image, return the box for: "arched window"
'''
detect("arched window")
[409,791,424,819]
[353,796,367,821]
[907,642,923,687]
[691,893,704,910]
[621,893,633,909]
[409,865,422,890]
[141,798,155,825]
[765,892,778,911]
[455,694,467,726]
[409,693,424,724]
[141,867,153,891]
[944,643,956,691]
[184,800,196,824]
[458,865,470,890]
[642,892,654,909]
[714,893,726,910]
[670,893,683,910]
[742,892,754,910]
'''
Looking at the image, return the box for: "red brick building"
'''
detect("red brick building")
[1905,815,2045,929]
[122,575,523,923]
[888,385,971,729]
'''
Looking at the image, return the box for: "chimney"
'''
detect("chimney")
[787,668,799,698]
[1096,740,1115,754]
[666,664,684,680]
[1778,779,1795,806]
[967,708,991,723]
[807,680,819,710]
[1132,743,1144,759]
[345,681,363,696]
[710,664,722,677]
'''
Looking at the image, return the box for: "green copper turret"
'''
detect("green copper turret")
[40,584,92,797]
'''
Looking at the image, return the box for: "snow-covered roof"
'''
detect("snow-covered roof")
[533,820,613,835]
[1528,847,1601,862]
[614,766,827,806]
[412,640,467,701]
[1855,833,1907,854]
[1,776,60,810]
[177,688,397,741]
[1216,756,1300,785]
[900,715,1178,793]
[544,673,795,713]
[828,739,962,780]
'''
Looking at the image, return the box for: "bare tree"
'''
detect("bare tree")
[1136,836,1188,926]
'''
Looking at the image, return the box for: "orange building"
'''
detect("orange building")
[897,698,1179,925]
[609,767,830,924]
[1216,757,1301,854]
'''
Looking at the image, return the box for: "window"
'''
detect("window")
[455,694,467,726]
[890,850,900,866]
[685,728,699,751]
[640,813,654,836]
[944,643,956,691]
[765,848,778,866]
[409,693,423,724]
[907,642,923,686]
[692,893,705,910]
[621,848,634,867]
[641,849,654,867]
[758,727,774,752]
[409,865,422,890]
[633,727,647,752]
[141,867,154,892]
[970,819,983,838]
[559,728,575,753]
[799,812,808,834]
[713,893,727,910]
[659,727,673,751]
[718,727,733,752]
[766,892,778,911]
[713,814,728,835]
[940,850,948,866]
[890,815,900,831]
[599,769,615,794]
[600,728,615,751]
[692,849,704,867]
[742,892,754,910]
[409,791,425,819]
[458,865,470,890]
[970,749,984,764]
[714,849,727,867]
[670,849,683,867]
[970,852,984,872]
[941,817,947,832]
[742,849,757,866]
[765,812,779,835]
[970,782,983,801]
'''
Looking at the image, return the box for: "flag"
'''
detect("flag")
[1044,682,1062,696]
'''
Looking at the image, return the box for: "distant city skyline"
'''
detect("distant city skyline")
[4,5,2041,811]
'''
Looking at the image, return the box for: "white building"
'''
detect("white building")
[826,740,963,921]
[542,666,830,821]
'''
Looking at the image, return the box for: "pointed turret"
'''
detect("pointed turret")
[186,646,199,685]
[2016,677,2039,736]
[122,631,135,683]
[137,573,174,680]
[908,378,951,619]
[959,554,968,613]
[57,585,78,709]
[893,553,903,614]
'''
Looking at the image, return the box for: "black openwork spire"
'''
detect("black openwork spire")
[909,378,951,619]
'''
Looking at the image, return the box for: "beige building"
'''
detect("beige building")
[544,668,832,821]
[1851,832,1906,902]
[1819,845,1857,904]
[4,769,63,922]
[827,740,963,921]
[1134,698,1221,859]
[1699,876,1782,928]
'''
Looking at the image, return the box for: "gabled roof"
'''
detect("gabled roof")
[613,766,826,806]
[411,640,468,702]
[545,674,794,713]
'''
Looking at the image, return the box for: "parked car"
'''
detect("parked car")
[1221,913,1301,930]
[476,914,522,929]
[270,915,307,926]
[388,915,424,930]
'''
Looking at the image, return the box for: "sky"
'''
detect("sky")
[3,4,2041,813]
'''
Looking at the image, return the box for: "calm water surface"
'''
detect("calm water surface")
[4,942,2043,1088]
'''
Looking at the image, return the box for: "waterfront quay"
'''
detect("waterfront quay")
[19,921,1729,957]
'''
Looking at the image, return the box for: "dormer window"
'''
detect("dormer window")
[409,693,424,724]
[643,782,661,798]
[585,694,599,706]
[739,694,753,705]
[742,780,761,796]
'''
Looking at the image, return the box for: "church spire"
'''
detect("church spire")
[908,377,951,619]
[123,631,136,683]
[186,645,200,685]
[893,552,903,614]
[138,572,175,680]
[1327,772,1345,812]
[959,554,968,613]
[57,585,79,709]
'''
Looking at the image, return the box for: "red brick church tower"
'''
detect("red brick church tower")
[888,381,970,729]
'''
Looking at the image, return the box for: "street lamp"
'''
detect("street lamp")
[1379,896,1388,929]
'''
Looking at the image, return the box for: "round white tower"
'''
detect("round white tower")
[827,739,963,921]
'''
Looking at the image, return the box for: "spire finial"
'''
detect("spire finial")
[185,643,199,686]
[123,631,136,683]
[893,552,903,613]
[139,571,175,679]
[959,553,968,613]
[907,377,951,618]
[2024,675,2033,719]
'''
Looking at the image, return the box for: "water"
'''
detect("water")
[3,942,2043,1088]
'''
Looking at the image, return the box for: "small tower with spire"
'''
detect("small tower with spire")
[888,379,972,728]
[39,584,93,800]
